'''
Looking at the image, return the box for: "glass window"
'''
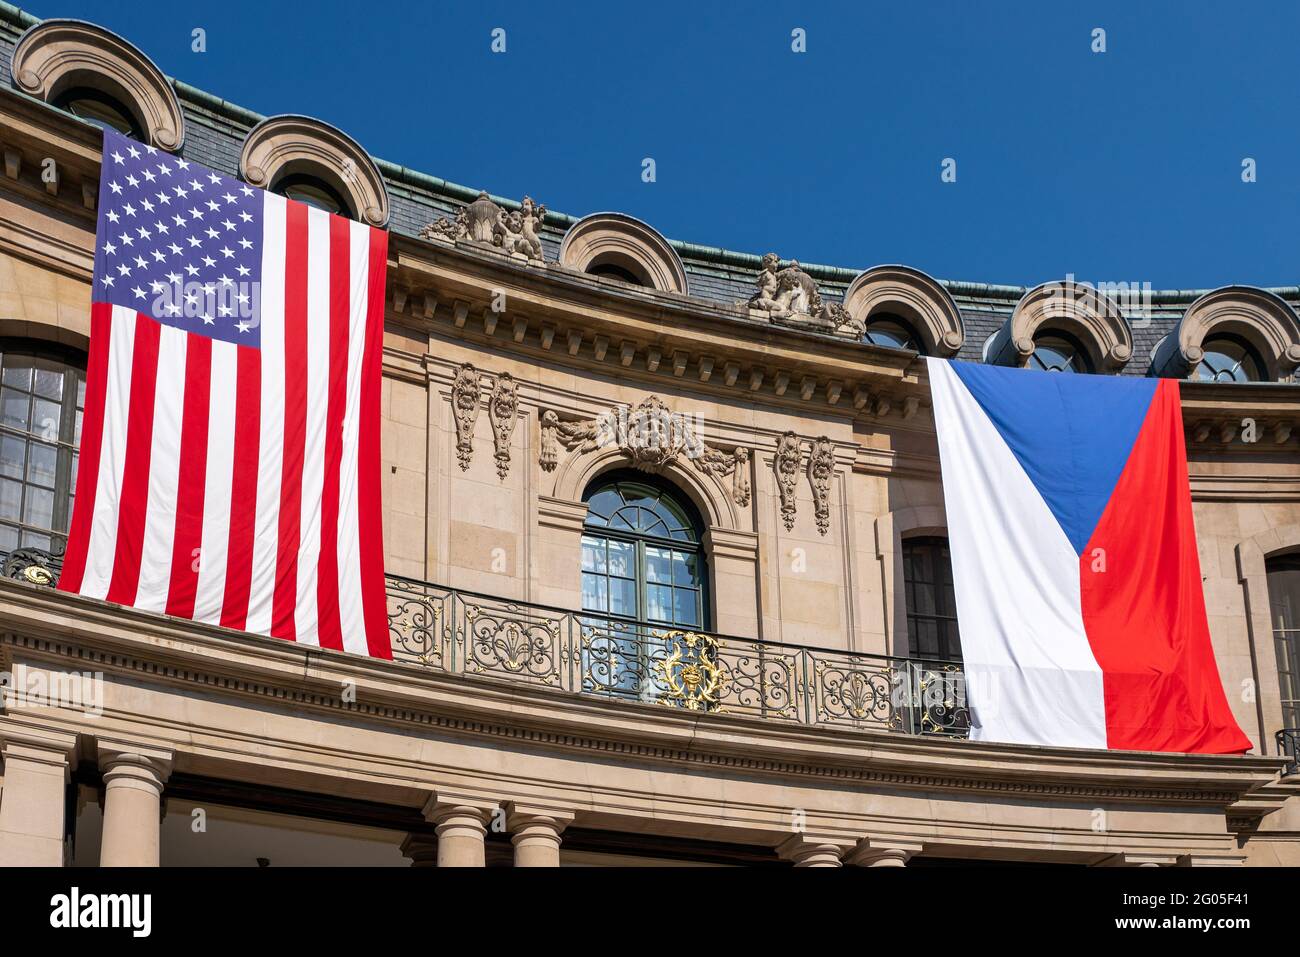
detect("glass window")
[272,173,351,216]
[1268,555,1300,729]
[1194,334,1266,383]
[1028,332,1091,373]
[52,87,143,138]
[579,474,709,699]
[863,313,922,353]
[902,537,962,661]
[0,343,86,554]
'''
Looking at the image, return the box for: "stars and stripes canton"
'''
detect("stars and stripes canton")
[59,127,392,660]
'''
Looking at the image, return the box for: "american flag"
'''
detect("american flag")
[58,128,392,659]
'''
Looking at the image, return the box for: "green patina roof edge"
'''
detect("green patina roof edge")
[3,1,1298,305]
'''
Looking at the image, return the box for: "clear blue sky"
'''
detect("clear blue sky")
[43,0,1300,288]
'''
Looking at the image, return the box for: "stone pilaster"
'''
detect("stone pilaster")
[0,723,78,866]
[776,834,854,867]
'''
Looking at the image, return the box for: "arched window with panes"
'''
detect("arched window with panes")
[579,472,709,699]
[0,342,86,555]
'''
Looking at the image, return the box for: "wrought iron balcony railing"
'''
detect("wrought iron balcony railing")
[1,547,970,738]
[386,574,969,735]
[1278,729,1300,776]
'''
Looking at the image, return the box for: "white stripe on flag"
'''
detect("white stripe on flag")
[926,357,1108,748]
[191,338,238,624]
[133,325,187,613]
[79,306,138,600]
[245,191,286,636]
[293,205,331,646]
[336,218,371,656]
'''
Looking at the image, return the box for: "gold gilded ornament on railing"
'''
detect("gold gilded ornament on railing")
[654,630,725,712]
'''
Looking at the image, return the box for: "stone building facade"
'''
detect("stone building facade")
[0,7,1297,867]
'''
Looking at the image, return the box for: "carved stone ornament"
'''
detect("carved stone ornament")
[745,253,864,339]
[451,363,481,471]
[421,192,547,261]
[693,444,751,507]
[540,397,746,493]
[488,373,519,479]
[773,431,804,531]
[807,437,835,536]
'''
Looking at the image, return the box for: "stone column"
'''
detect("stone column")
[507,804,575,867]
[422,792,500,867]
[0,724,78,866]
[98,741,173,867]
[777,834,853,867]
[846,839,923,867]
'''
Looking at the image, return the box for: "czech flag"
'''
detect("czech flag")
[927,358,1250,754]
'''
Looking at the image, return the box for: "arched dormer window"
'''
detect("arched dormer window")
[11,19,185,151]
[1151,286,1300,383]
[1193,334,1267,383]
[843,265,964,357]
[560,213,689,295]
[0,341,86,554]
[987,279,1132,373]
[239,115,390,227]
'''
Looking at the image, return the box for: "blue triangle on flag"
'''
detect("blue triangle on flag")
[947,361,1159,556]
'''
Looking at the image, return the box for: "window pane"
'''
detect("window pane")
[581,536,605,573]
[673,551,700,587]
[26,441,57,488]
[645,545,672,583]
[1,389,29,430]
[31,397,61,439]
[32,366,63,400]
[20,530,50,550]
[608,577,636,618]
[607,539,634,578]
[673,588,699,626]
[0,523,18,553]
[1,362,31,391]
[581,572,608,613]
[0,477,21,520]
[646,583,673,623]
[0,434,25,480]
[23,485,53,528]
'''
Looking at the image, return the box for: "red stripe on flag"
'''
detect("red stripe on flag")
[358,226,391,659]
[271,199,310,641]
[1080,379,1252,754]
[105,313,161,606]
[315,214,350,651]
[57,302,113,594]
[165,333,212,618]
[220,345,261,630]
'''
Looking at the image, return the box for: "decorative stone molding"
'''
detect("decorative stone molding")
[991,278,1133,373]
[540,396,706,473]
[240,114,389,227]
[422,192,547,261]
[487,373,519,479]
[773,431,803,530]
[806,437,834,536]
[744,253,862,338]
[11,19,186,151]
[559,212,688,294]
[1151,285,1300,382]
[450,363,481,470]
[843,264,964,356]
[693,444,751,507]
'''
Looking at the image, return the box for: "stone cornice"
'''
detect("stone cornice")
[0,580,1283,809]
